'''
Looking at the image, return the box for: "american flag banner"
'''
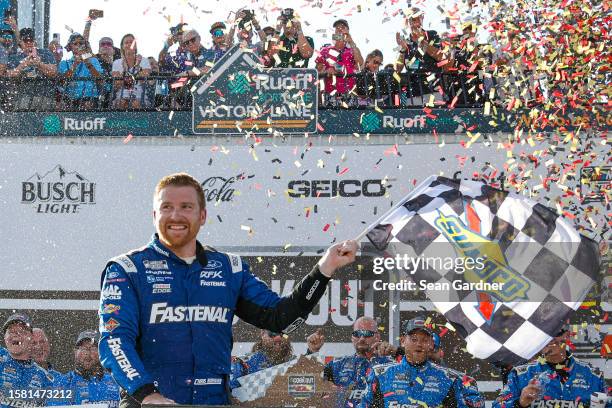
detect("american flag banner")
[364,176,601,366]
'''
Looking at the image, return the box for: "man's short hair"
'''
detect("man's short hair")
[155,173,205,210]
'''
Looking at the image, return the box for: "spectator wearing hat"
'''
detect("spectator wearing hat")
[5,28,56,110]
[207,21,233,63]
[58,32,103,110]
[31,328,63,381]
[268,8,314,68]
[360,316,485,408]
[315,19,364,106]
[112,33,151,109]
[53,330,120,407]
[0,313,55,406]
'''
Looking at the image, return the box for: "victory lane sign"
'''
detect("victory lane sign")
[192,45,318,134]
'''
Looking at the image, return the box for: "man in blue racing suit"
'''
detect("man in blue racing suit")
[0,313,55,408]
[360,316,485,408]
[305,316,391,407]
[493,327,610,408]
[98,172,358,407]
[53,331,120,407]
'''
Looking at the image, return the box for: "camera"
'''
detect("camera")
[241,9,254,21]
[280,8,294,22]
[332,33,344,41]
[170,23,188,37]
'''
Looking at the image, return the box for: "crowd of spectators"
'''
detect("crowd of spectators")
[0,5,555,111]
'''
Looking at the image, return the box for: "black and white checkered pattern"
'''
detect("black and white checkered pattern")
[366,176,601,366]
[231,354,326,402]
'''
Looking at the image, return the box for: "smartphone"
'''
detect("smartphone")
[53,33,60,43]
[89,9,104,19]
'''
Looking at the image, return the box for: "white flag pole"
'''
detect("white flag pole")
[353,175,439,244]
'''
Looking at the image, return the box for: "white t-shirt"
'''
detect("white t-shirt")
[112,55,151,100]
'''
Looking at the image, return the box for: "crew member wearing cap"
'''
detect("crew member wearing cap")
[230,329,297,389]
[360,316,485,407]
[493,326,610,408]
[0,313,56,408]
[53,330,120,407]
[307,317,392,407]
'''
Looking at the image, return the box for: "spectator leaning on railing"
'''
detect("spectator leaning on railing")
[356,49,390,106]
[112,34,150,109]
[268,8,314,68]
[207,21,234,63]
[315,19,364,106]
[58,33,102,110]
[6,28,57,110]
[47,38,63,65]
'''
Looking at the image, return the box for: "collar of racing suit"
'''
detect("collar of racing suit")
[544,354,573,383]
[150,234,209,266]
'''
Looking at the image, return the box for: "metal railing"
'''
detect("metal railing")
[0,70,553,112]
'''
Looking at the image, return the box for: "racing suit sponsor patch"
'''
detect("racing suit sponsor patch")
[282,317,305,333]
[107,338,139,380]
[102,285,122,300]
[143,259,168,270]
[110,255,137,273]
[227,254,242,273]
[149,303,229,323]
[305,280,320,301]
[193,378,223,386]
[152,284,172,294]
[104,318,120,332]
[101,304,120,315]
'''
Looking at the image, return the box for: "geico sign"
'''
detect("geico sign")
[383,115,426,128]
[287,180,386,198]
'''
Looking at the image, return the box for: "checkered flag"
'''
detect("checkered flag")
[231,354,327,402]
[364,176,601,366]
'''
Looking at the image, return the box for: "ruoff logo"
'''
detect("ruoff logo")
[21,165,96,214]
[43,115,106,134]
[360,112,427,132]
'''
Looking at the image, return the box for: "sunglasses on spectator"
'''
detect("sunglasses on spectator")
[100,41,113,47]
[266,331,282,337]
[22,38,35,43]
[212,29,224,38]
[72,40,84,46]
[352,330,375,338]
[371,59,383,65]
[182,37,198,45]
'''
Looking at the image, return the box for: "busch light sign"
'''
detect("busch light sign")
[192,45,318,134]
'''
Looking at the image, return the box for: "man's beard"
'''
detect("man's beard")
[253,340,294,366]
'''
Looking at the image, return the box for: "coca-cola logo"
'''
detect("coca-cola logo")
[201,174,249,203]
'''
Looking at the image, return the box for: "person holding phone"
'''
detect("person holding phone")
[58,33,103,110]
[315,19,364,107]
[268,8,314,68]
[5,28,56,110]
